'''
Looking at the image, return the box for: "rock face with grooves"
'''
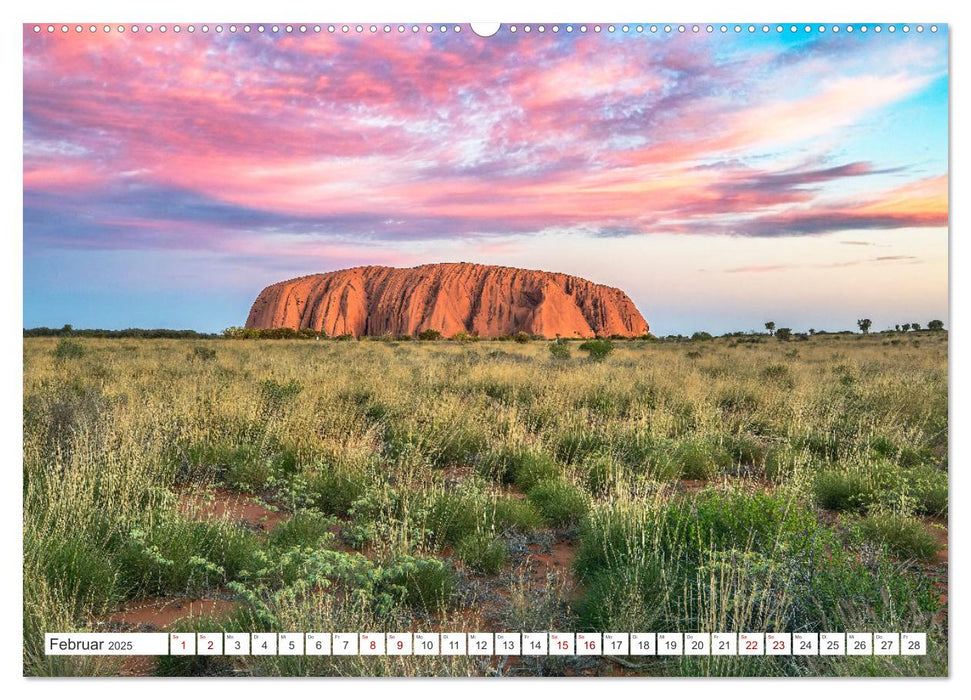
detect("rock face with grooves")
[245,263,649,338]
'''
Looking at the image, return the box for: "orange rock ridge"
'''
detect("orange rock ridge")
[245,263,650,339]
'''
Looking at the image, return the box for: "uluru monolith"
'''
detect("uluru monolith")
[245,263,649,339]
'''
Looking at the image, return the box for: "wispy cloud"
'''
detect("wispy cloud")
[723,255,920,273]
[23,27,947,260]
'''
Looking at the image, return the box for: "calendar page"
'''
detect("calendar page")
[21,17,948,680]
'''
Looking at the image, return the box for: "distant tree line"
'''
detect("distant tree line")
[23,324,219,339]
[25,320,947,343]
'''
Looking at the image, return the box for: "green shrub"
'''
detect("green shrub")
[190,346,217,362]
[553,429,611,465]
[583,454,619,495]
[52,339,85,360]
[676,439,721,480]
[854,512,938,561]
[223,451,276,492]
[575,563,666,631]
[305,466,369,516]
[176,442,262,486]
[418,329,443,341]
[425,491,487,545]
[907,465,948,517]
[258,378,303,415]
[457,533,508,574]
[268,511,335,550]
[485,446,561,489]
[578,339,614,362]
[549,340,571,360]
[37,536,120,617]
[761,364,794,388]
[390,557,455,612]
[491,497,545,531]
[528,480,589,527]
[814,469,872,512]
[728,433,768,466]
[116,518,261,596]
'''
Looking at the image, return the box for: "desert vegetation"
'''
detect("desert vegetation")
[23,331,947,676]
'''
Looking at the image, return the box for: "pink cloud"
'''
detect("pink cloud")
[23,27,948,252]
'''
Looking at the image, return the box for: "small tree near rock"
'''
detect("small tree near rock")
[418,329,443,340]
[578,338,614,361]
[549,339,571,360]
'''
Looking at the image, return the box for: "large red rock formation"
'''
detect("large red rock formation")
[245,263,649,338]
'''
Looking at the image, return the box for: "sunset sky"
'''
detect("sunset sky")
[23,24,948,334]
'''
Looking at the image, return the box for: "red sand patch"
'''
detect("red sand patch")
[179,487,287,531]
[526,537,580,599]
[107,597,235,677]
[107,597,237,630]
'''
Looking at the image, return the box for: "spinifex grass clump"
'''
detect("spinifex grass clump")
[22,333,948,676]
[573,489,943,674]
[853,511,939,561]
[527,479,589,527]
[116,517,261,596]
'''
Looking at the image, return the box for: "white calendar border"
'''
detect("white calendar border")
[4,0,963,698]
